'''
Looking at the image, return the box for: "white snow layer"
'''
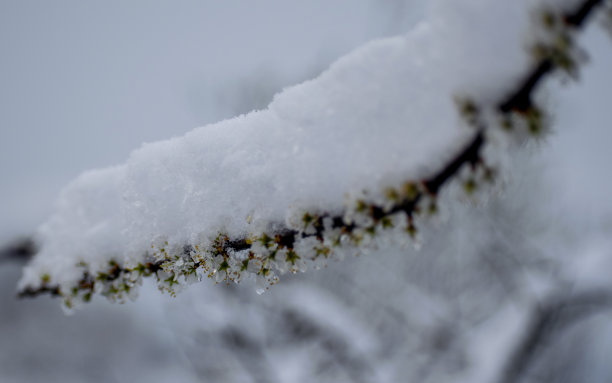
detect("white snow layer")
[19,0,582,290]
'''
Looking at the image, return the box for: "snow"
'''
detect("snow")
[19,0,586,294]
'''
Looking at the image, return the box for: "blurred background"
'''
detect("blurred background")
[1,1,612,382]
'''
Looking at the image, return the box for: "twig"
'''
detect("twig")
[18,0,606,299]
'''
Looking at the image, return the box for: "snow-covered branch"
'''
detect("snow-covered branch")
[18,0,608,309]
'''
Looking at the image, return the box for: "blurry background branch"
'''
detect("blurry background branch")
[0,238,36,265]
[498,290,612,383]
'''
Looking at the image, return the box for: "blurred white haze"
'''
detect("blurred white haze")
[1,1,612,383]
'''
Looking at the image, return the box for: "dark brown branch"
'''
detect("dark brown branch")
[565,0,604,26]
[18,0,606,300]
[499,59,553,113]
[499,0,604,113]
[18,285,61,298]
[423,131,484,195]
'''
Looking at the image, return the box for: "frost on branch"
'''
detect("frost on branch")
[18,0,607,309]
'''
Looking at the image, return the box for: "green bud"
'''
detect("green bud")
[464,178,477,195]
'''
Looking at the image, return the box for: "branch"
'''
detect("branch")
[18,0,607,302]
[0,238,36,265]
[499,0,604,113]
[497,289,612,383]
